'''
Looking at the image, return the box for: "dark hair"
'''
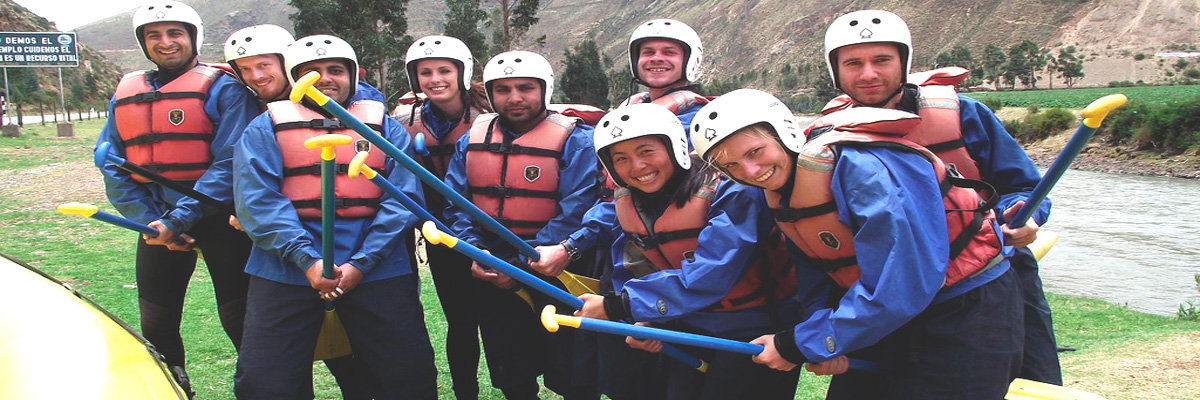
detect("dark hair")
[670,154,716,208]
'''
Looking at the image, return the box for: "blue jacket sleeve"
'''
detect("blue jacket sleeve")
[233,114,321,272]
[533,125,601,247]
[163,75,258,232]
[347,117,424,274]
[621,182,771,322]
[442,133,484,245]
[786,147,950,363]
[566,200,617,252]
[959,95,1051,226]
[96,99,163,225]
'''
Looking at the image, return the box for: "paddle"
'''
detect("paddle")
[421,221,710,372]
[56,203,188,247]
[93,141,235,215]
[539,305,878,372]
[303,134,353,361]
[1008,94,1127,228]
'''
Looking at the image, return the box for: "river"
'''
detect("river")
[1037,168,1200,316]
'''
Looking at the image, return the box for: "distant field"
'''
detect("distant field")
[964,85,1200,108]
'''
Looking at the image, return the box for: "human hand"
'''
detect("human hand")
[750,334,798,371]
[1002,201,1040,248]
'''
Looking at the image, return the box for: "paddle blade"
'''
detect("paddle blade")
[313,309,353,361]
[1028,230,1060,261]
[558,272,601,296]
[56,203,98,217]
[1006,378,1107,400]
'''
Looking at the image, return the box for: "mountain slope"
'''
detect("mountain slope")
[0,0,123,106]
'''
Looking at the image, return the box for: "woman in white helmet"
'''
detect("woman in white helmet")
[532,103,801,399]
[692,89,1021,399]
[396,34,493,400]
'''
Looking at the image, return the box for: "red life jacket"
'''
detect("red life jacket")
[614,176,796,312]
[112,64,223,182]
[395,102,481,179]
[821,67,983,180]
[268,100,388,219]
[465,113,577,237]
[769,107,1003,289]
[621,90,711,114]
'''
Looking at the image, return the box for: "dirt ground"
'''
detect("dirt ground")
[1066,331,1200,399]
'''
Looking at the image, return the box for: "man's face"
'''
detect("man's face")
[636,39,687,87]
[489,77,544,126]
[141,22,194,70]
[834,42,904,105]
[234,54,289,101]
[296,59,352,104]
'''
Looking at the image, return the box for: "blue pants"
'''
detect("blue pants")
[234,275,437,399]
[662,334,801,400]
[1011,247,1062,384]
[826,268,1024,400]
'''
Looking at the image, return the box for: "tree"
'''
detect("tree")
[558,38,609,107]
[488,0,544,53]
[290,0,413,100]
[1005,40,1046,89]
[1055,46,1085,88]
[444,0,490,72]
[981,44,1006,89]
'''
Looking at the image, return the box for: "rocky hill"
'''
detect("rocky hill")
[71,0,1200,90]
[0,0,123,107]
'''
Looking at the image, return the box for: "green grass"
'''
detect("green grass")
[964,85,1200,108]
[1,118,1195,399]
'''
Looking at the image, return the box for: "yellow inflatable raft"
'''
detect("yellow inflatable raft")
[0,252,186,399]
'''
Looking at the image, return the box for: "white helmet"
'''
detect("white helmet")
[690,89,804,163]
[824,10,912,91]
[482,50,554,108]
[405,35,474,95]
[628,19,704,84]
[224,24,294,67]
[284,35,359,99]
[594,104,691,187]
[131,0,203,60]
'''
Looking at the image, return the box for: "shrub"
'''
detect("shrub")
[1179,273,1200,321]
[1002,119,1026,139]
[1113,96,1200,153]
[981,97,1004,112]
[1186,69,1200,79]
[1102,101,1149,144]
[1020,108,1074,141]
[1133,53,1146,61]
[1026,105,1040,114]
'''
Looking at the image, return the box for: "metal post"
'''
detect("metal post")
[57,68,66,121]
[3,67,9,126]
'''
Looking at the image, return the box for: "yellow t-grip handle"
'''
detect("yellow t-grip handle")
[540,305,582,333]
[56,202,99,217]
[421,220,458,247]
[290,71,330,105]
[348,151,377,179]
[303,134,353,160]
[1080,94,1128,128]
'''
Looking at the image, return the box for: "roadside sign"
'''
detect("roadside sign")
[0,32,79,67]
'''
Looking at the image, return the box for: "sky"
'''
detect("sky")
[13,0,147,31]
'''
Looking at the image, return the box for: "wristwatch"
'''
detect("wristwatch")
[560,239,582,262]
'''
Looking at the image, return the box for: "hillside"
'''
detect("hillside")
[0,0,123,107]
[71,0,1199,92]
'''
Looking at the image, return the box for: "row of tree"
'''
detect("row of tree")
[934,40,1086,90]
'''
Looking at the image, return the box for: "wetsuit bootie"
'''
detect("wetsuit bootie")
[170,365,196,399]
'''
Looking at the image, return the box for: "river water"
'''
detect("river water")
[1037,169,1200,316]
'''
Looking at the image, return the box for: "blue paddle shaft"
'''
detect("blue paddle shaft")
[316,100,540,260]
[1009,123,1097,228]
[440,238,706,370]
[91,211,158,236]
[368,175,451,232]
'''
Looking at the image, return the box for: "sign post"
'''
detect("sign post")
[0,31,79,137]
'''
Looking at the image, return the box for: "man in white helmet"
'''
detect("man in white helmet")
[620,19,710,131]
[93,2,258,395]
[231,34,437,399]
[441,50,601,400]
[819,9,1059,386]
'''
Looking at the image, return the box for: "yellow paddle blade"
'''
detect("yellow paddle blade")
[290,71,327,104]
[1028,230,1060,261]
[313,309,353,361]
[348,151,377,179]
[557,272,601,296]
[56,203,98,217]
[1006,378,1107,400]
[1080,94,1128,129]
[515,287,536,312]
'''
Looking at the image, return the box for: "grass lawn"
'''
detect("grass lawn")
[964,85,1200,108]
[1,118,1196,399]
